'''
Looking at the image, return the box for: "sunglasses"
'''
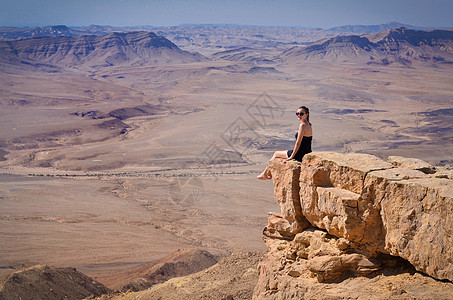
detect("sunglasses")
[296,112,305,116]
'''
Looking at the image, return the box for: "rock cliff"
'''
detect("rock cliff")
[254,152,453,299]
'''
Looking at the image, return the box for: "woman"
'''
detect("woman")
[257,106,312,180]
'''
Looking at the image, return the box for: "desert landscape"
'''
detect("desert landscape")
[0,23,452,299]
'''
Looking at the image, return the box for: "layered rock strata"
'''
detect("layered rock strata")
[254,152,453,299]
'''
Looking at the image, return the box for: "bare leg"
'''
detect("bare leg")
[257,166,272,180]
[257,150,289,180]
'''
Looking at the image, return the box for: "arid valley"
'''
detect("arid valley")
[0,24,452,299]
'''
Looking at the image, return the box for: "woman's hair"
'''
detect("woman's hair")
[299,106,311,125]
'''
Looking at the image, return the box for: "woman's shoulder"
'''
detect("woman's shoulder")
[300,122,311,129]
[298,123,304,131]
[301,122,312,134]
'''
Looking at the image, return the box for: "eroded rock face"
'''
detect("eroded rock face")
[253,232,453,300]
[254,152,453,299]
[376,176,453,280]
[300,152,397,254]
[267,159,311,237]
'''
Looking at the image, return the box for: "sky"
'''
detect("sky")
[0,0,452,29]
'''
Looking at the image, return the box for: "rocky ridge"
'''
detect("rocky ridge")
[0,249,222,299]
[0,265,110,300]
[281,27,453,65]
[0,25,78,40]
[0,31,205,68]
[119,249,218,292]
[254,152,453,299]
[102,251,262,300]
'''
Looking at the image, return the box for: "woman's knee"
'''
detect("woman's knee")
[271,150,287,160]
[271,151,280,159]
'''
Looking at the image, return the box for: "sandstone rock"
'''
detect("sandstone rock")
[255,151,453,299]
[292,229,346,259]
[299,152,453,280]
[307,255,344,282]
[308,253,382,282]
[299,152,394,252]
[292,229,381,282]
[388,155,436,174]
[362,170,449,275]
[368,175,453,281]
[267,159,311,235]
[301,152,393,194]
[432,166,453,179]
[299,185,367,245]
[263,213,296,240]
[253,226,453,299]
[367,167,429,181]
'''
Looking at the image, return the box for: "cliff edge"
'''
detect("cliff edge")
[254,152,453,299]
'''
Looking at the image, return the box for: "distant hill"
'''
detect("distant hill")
[2,23,438,42]
[0,265,111,299]
[0,25,79,40]
[211,47,277,63]
[280,27,453,66]
[2,23,427,50]
[0,31,205,68]
[119,249,218,292]
[328,22,431,34]
[0,25,143,40]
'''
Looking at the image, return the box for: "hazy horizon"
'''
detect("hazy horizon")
[1,0,452,29]
[3,21,451,31]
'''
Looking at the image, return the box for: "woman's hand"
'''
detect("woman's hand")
[283,158,292,163]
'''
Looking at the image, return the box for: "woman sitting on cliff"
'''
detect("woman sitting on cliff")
[257,106,312,180]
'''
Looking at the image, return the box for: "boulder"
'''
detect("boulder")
[263,212,298,240]
[307,253,381,282]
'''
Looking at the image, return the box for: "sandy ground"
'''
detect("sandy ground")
[0,51,452,289]
[0,173,276,288]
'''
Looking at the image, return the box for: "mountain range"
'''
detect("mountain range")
[0,31,205,68]
[280,27,453,65]
[1,23,447,41]
[0,25,77,40]
[1,27,452,69]
[327,22,442,34]
[2,23,450,53]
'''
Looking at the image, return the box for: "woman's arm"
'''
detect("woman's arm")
[285,124,304,162]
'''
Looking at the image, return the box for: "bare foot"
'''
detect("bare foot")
[257,172,272,180]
